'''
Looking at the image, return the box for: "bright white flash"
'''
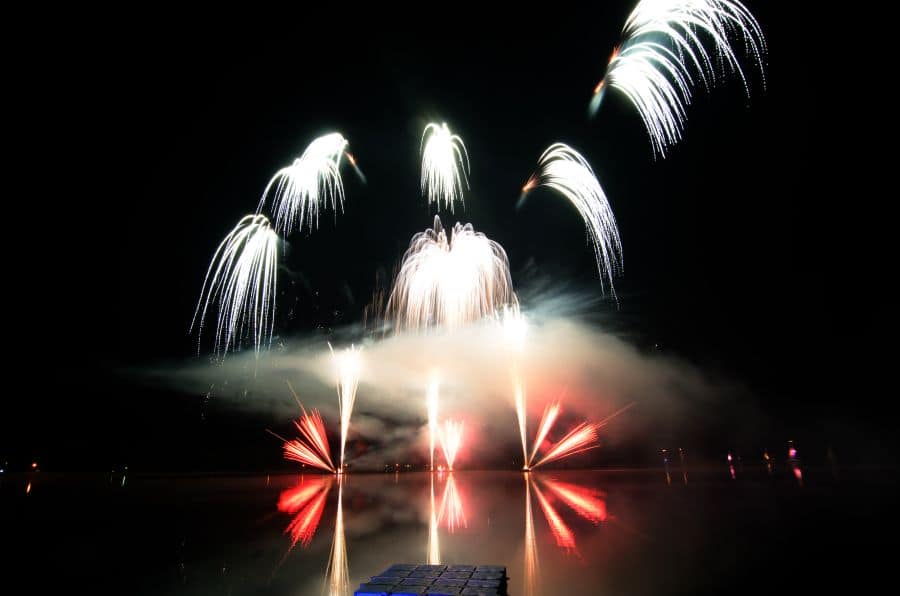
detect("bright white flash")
[191,214,278,356]
[387,216,517,331]
[421,122,470,213]
[593,0,766,157]
[257,133,349,235]
[525,143,623,297]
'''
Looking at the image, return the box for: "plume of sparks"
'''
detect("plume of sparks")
[427,475,441,564]
[387,216,517,331]
[257,132,349,235]
[514,378,528,469]
[438,473,467,532]
[324,479,349,596]
[439,419,464,471]
[282,406,336,473]
[533,422,600,469]
[523,144,622,297]
[330,344,362,473]
[427,376,439,472]
[278,478,332,550]
[591,0,766,157]
[528,401,561,468]
[421,122,470,213]
[191,214,278,356]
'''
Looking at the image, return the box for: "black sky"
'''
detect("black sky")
[7,4,887,470]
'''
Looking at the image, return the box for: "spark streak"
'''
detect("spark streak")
[191,214,278,356]
[325,480,349,596]
[428,475,441,564]
[533,422,600,469]
[278,478,332,549]
[541,478,608,524]
[533,480,577,553]
[421,122,470,212]
[524,144,622,297]
[427,376,439,472]
[257,133,350,235]
[528,401,561,468]
[331,344,362,473]
[438,473,466,532]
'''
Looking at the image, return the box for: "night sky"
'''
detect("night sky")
[7,4,885,471]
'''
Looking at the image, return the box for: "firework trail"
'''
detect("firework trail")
[330,344,362,473]
[427,376,439,472]
[533,422,600,469]
[421,122,470,213]
[257,132,350,235]
[438,473,466,532]
[528,401,562,468]
[278,478,332,549]
[502,307,529,468]
[439,420,464,471]
[191,214,278,356]
[427,475,441,564]
[325,479,349,596]
[387,216,517,331]
[591,0,766,157]
[523,144,622,297]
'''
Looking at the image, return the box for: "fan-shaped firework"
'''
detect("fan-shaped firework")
[387,215,517,331]
[439,419,464,471]
[524,143,623,297]
[191,214,278,356]
[257,132,349,235]
[421,122,470,213]
[283,407,335,473]
[331,344,362,472]
[591,0,766,157]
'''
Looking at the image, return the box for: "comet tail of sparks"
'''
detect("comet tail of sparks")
[533,422,600,469]
[283,406,335,473]
[593,0,766,157]
[529,401,561,468]
[421,122,470,213]
[325,480,349,596]
[524,144,622,297]
[387,216,517,331]
[427,377,439,472]
[257,132,349,235]
[331,344,362,472]
[439,419,464,471]
[191,214,278,356]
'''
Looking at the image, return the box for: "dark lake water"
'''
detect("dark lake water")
[3,466,896,594]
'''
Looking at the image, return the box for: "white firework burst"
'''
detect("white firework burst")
[523,143,622,297]
[257,132,349,235]
[387,216,517,331]
[593,0,766,157]
[191,214,279,355]
[421,122,470,213]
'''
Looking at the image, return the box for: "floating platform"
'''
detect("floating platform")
[355,563,508,595]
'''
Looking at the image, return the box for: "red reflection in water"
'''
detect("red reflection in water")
[542,479,607,524]
[532,482,577,553]
[438,474,467,532]
[278,477,332,550]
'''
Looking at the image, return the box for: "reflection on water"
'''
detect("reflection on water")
[5,466,851,595]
